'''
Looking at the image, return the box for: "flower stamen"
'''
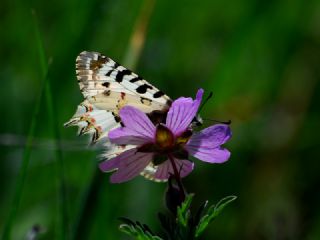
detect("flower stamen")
[155,124,174,149]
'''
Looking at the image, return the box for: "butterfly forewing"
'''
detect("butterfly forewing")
[76,51,171,106]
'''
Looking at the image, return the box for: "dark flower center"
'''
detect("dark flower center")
[137,124,192,166]
[155,124,174,149]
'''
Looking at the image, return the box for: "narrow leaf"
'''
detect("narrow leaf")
[195,196,237,237]
[177,194,194,227]
[212,195,237,219]
[194,200,208,226]
[119,218,163,240]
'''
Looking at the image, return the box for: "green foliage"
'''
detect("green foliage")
[119,218,163,240]
[177,194,194,227]
[195,196,237,238]
[157,194,236,239]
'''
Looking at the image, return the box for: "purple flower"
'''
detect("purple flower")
[99,89,231,183]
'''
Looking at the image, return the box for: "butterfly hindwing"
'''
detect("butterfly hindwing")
[64,100,120,142]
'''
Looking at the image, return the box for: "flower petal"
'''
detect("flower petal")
[166,89,204,135]
[187,124,231,149]
[186,124,231,163]
[99,148,152,183]
[190,147,230,163]
[108,106,155,145]
[108,128,150,145]
[153,159,194,180]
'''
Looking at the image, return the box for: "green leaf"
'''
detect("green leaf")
[177,194,194,227]
[194,200,208,226]
[119,219,163,240]
[195,195,237,237]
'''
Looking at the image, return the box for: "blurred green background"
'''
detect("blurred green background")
[1,0,320,239]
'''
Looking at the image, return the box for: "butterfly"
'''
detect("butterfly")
[65,51,175,181]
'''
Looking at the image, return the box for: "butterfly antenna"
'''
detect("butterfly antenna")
[198,91,213,114]
[202,118,232,125]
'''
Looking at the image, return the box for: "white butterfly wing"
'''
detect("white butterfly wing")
[66,51,172,182]
[66,51,172,143]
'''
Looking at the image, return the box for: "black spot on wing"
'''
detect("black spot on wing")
[115,116,121,123]
[130,76,142,83]
[103,90,111,96]
[102,82,110,88]
[105,69,113,76]
[136,84,153,94]
[114,62,120,68]
[115,69,132,83]
[140,97,152,106]
[153,91,164,98]
[105,62,119,77]
[112,112,121,123]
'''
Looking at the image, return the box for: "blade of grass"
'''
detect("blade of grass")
[1,9,51,240]
[71,168,103,240]
[30,9,70,240]
[123,0,156,69]
[45,71,69,240]
[1,68,47,240]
